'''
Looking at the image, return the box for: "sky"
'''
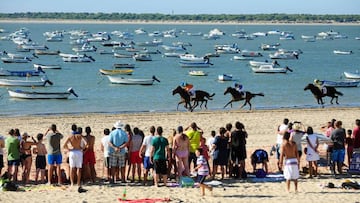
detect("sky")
[1,0,359,15]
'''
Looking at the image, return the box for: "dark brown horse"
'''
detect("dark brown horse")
[304,83,343,105]
[172,86,215,111]
[223,87,264,110]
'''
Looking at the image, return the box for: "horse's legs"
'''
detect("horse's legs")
[223,100,233,108]
[330,97,334,104]
[335,96,339,104]
[204,100,208,109]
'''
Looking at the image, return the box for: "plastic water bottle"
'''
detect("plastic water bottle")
[122,187,127,200]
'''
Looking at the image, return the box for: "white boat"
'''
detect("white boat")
[240,50,263,57]
[62,54,95,62]
[179,60,212,68]
[161,45,186,51]
[8,88,78,99]
[34,49,60,55]
[218,74,233,81]
[0,67,45,77]
[269,51,298,60]
[215,44,240,54]
[1,56,31,63]
[99,69,133,75]
[233,56,254,60]
[0,76,53,87]
[133,54,152,61]
[179,54,207,62]
[188,70,208,76]
[20,43,48,50]
[261,43,280,51]
[113,63,135,69]
[163,52,182,58]
[107,75,160,85]
[321,80,360,87]
[251,65,292,74]
[33,63,61,69]
[343,71,360,79]
[249,60,280,67]
[333,50,353,55]
[113,52,133,58]
[72,43,97,52]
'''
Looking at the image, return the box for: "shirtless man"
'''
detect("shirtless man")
[279,131,299,193]
[83,126,96,183]
[173,126,190,178]
[63,130,87,193]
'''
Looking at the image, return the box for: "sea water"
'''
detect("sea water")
[0,22,359,116]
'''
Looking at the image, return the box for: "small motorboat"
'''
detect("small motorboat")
[113,63,135,69]
[0,76,53,87]
[62,54,95,62]
[8,87,78,99]
[133,53,152,61]
[321,80,360,87]
[251,65,292,74]
[99,68,133,75]
[113,52,134,58]
[343,71,360,79]
[188,70,208,76]
[333,50,353,55]
[233,55,254,60]
[107,75,160,85]
[0,67,45,77]
[33,63,61,70]
[1,56,31,63]
[179,54,207,62]
[249,60,280,67]
[34,49,60,55]
[218,74,233,81]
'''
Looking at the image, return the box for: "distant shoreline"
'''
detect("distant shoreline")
[0,18,359,26]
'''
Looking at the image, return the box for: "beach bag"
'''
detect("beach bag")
[342,180,360,190]
[2,181,18,191]
[179,176,194,188]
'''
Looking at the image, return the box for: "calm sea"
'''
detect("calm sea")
[0,22,359,116]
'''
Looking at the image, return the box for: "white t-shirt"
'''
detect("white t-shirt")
[101,136,110,157]
[142,135,154,157]
[206,136,215,156]
[276,124,288,145]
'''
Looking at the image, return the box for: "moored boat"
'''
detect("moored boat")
[218,74,233,81]
[179,60,212,68]
[251,65,292,74]
[322,80,359,87]
[113,63,135,69]
[99,68,133,75]
[133,53,152,61]
[107,75,160,85]
[0,76,53,86]
[343,71,360,79]
[0,67,45,77]
[333,50,353,55]
[33,63,62,69]
[8,88,78,99]
[188,70,208,76]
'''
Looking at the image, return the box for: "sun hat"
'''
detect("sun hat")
[292,123,301,131]
[113,120,124,129]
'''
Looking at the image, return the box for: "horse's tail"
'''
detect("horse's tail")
[335,90,343,96]
[207,93,215,100]
[254,92,265,97]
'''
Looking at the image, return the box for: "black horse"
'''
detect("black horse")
[304,83,343,105]
[223,87,264,110]
[172,86,215,111]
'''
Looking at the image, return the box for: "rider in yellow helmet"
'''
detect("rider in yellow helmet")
[313,79,327,94]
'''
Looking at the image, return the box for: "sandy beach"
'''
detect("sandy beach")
[0,107,359,202]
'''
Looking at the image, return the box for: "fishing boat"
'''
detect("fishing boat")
[251,65,292,74]
[188,70,208,76]
[0,76,53,87]
[218,74,233,81]
[113,52,134,58]
[62,54,95,62]
[8,88,78,99]
[1,56,31,63]
[343,71,360,79]
[113,63,135,69]
[0,67,45,77]
[133,53,152,61]
[99,69,133,75]
[179,60,212,68]
[34,49,60,55]
[106,75,160,85]
[249,60,280,67]
[33,63,62,70]
[333,50,353,55]
[179,54,207,62]
[269,51,298,59]
[321,80,360,87]
[233,55,254,60]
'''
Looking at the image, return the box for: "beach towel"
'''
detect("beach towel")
[248,173,285,183]
[118,198,170,203]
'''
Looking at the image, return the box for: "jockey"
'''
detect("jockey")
[181,82,196,98]
[234,83,245,97]
[314,79,327,94]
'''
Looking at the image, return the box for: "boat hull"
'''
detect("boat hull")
[107,76,155,85]
[8,90,71,99]
[322,80,359,87]
[343,72,360,79]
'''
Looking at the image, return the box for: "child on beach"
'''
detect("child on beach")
[279,131,299,193]
[33,133,47,184]
[345,129,354,167]
[193,148,212,196]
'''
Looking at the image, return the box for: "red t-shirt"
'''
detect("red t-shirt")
[353,126,360,148]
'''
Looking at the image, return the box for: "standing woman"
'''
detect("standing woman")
[305,126,320,178]
[212,127,228,180]
[124,124,133,181]
[20,132,37,184]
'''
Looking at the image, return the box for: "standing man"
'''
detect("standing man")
[45,124,63,185]
[279,132,299,193]
[150,126,170,187]
[330,120,346,176]
[139,126,155,185]
[5,129,20,181]
[352,119,360,151]
[63,129,87,193]
[185,122,202,171]
[108,120,128,184]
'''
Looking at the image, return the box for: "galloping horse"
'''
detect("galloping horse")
[304,83,343,105]
[172,86,215,111]
[223,87,264,110]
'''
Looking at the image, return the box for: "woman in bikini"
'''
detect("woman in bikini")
[173,126,190,179]
[20,133,37,184]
